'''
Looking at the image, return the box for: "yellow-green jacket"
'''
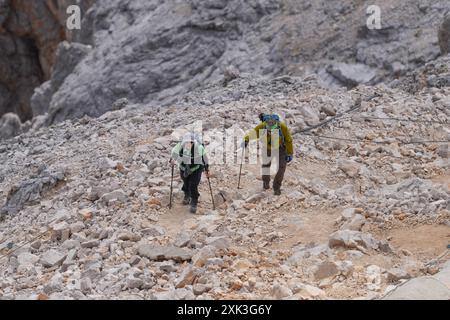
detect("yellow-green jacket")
[244,121,294,156]
[171,142,209,174]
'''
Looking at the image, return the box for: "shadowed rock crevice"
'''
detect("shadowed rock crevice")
[0,0,94,124]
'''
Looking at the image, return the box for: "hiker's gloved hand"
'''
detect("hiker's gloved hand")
[169,159,176,166]
[205,171,211,178]
[286,155,293,163]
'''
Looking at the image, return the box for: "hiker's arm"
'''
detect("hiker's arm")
[281,123,294,156]
[171,143,182,164]
[244,123,265,143]
[200,146,210,173]
[202,152,209,172]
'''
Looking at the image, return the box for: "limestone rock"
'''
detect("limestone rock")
[329,230,379,251]
[338,160,362,178]
[439,13,450,56]
[0,113,21,140]
[175,266,201,289]
[271,284,293,299]
[137,245,193,262]
[327,63,377,87]
[40,250,67,268]
[383,277,450,300]
[314,261,340,281]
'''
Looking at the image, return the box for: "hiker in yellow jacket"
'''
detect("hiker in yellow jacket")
[243,113,294,195]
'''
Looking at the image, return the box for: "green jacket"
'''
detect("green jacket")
[171,142,209,174]
[244,121,294,156]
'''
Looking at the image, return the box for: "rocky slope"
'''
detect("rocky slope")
[2,0,450,140]
[0,75,448,300]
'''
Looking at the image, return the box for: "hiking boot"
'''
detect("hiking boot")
[182,194,190,205]
[274,189,281,196]
[263,181,270,190]
[190,204,197,214]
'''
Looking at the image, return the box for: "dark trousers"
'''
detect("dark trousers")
[262,146,287,191]
[180,168,203,205]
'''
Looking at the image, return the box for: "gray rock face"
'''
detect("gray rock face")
[2,0,450,140]
[41,0,280,126]
[31,41,92,116]
[0,0,94,122]
[439,13,450,55]
[51,41,93,92]
[30,81,53,117]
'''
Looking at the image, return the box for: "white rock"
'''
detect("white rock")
[99,157,118,171]
[17,252,39,266]
[383,277,450,300]
[271,284,293,299]
[80,277,92,294]
[126,277,144,290]
[338,160,362,178]
[100,189,127,204]
[40,250,67,268]
[70,221,85,233]
[386,268,411,283]
[192,246,217,267]
[329,230,379,251]
[314,261,340,281]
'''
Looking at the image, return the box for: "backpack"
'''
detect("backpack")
[260,114,285,145]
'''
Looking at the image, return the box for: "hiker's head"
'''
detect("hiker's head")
[263,114,281,129]
[182,132,200,147]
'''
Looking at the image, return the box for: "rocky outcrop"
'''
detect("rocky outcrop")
[2,0,450,140]
[32,0,450,129]
[0,0,94,122]
[439,13,450,55]
[40,0,281,125]
[393,55,450,93]
[31,41,92,116]
[0,112,21,140]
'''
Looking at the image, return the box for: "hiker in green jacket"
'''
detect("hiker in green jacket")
[243,113,294,195]
[170,133,210,214]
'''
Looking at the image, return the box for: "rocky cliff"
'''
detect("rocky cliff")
[1,0,450,140]
[0,0,93,122]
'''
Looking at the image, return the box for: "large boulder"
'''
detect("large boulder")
[0,169,66,215]
[329,230,379,251]
[0,113,21,140]
[327,63,377,88]
[383,277,450,300]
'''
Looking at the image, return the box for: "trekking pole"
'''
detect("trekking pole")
[169,164,174,209]
[238,145,245,189]
[206,172,215,210]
